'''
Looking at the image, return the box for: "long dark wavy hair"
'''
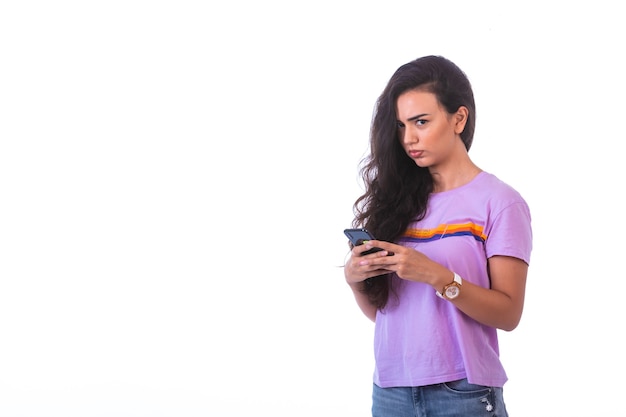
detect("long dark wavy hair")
[352,55,476,309]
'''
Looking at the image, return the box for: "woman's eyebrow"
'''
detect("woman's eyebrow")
[405,113,429,122]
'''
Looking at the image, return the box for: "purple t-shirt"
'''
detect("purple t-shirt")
[373,172,532,388]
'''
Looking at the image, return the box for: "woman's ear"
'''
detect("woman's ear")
[454,106,469,134]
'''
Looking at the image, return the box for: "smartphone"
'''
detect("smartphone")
[343,228,384,255]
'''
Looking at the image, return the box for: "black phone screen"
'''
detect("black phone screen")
[343,228,384,255]
[344,228,375,246]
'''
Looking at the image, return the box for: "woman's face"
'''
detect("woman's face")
[396,89,467,169]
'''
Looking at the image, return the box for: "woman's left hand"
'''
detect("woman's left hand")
[357,240,450,288]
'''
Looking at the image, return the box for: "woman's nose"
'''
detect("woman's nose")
[402,128,418,144]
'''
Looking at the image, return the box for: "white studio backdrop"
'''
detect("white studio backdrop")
[1,1,624,416]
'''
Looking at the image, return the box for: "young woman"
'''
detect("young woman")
[344,55,532,417]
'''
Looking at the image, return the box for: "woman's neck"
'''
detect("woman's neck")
[430,158,482,193]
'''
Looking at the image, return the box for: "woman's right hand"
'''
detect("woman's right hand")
[344,241,393,285]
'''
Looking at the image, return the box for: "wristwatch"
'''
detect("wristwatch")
[436,273,462,300]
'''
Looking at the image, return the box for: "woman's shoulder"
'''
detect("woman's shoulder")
[471,171,527,205]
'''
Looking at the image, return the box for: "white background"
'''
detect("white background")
[1,1,624,416]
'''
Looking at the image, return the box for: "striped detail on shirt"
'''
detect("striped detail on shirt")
[399,222,487,243]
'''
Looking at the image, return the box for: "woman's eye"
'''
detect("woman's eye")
[415,119,426,126]
[396,121,405,128]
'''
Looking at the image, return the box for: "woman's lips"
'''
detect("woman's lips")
[408,150,423,158]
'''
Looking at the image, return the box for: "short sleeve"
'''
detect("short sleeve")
[485,201,532,265]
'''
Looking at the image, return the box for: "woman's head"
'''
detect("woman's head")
[373,55,476,152]
[354,55,477,310]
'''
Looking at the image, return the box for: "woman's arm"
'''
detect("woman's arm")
[361,240,528,331]
[346,281,378,322]
[343,245,393,322]
[450,255,528,331]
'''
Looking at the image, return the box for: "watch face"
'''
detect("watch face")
[445,285,460,299]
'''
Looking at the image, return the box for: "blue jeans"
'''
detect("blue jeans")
[372,379,509,417]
